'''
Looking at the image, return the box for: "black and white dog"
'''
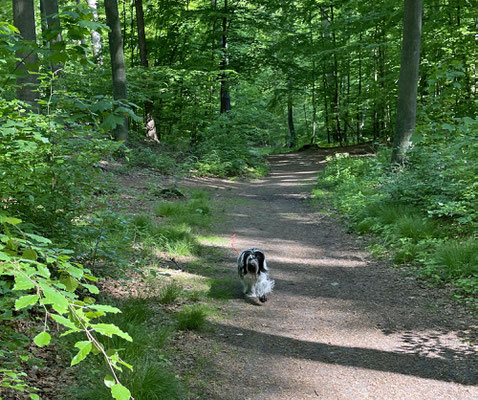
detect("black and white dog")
[237,248,274,303]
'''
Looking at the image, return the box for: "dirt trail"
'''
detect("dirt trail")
[187,150,477,400]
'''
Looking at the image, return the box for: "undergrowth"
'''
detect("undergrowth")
[314,118,478,311]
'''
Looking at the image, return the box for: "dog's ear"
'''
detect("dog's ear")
[254,250,267,273]
[238,250,252,275]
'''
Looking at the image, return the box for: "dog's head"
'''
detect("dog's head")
[239,248,267,275]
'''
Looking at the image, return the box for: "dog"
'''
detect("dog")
[237,248,274,302]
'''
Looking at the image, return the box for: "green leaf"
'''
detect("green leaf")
[51,314,78,330]
[91,323,132,341]
[4,217,22,225]
[71,341,92,366]
[66,264,84,279]
[13,274,35,290]
[33,331,51,347]
[104,374,115,388]
[0,251,11,261]
[83,274,98,282]
[30,394,40,400]
[25,232,51,244]
[40,284,69,313]
[60,276,79,292]
[90,304,121,314]
[22,248,38,261]
[15,294,39,310]
[111,384,131,400]
[82,283,99,294]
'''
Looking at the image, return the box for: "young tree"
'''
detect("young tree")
[12,0,39,107]
[391,0,423,165]
[104,0,128,141]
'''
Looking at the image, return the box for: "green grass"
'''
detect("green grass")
[158,282,183,305]
[430,239,478,280]
[67,296,185,400]
[154,190,212,229]
[395,215,439,242]
[175,305,210,331]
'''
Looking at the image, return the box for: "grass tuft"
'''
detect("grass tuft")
[176,305,209,331]
[431,239,478,279]
[158,282,183,305]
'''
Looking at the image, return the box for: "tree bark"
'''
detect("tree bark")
[135,0,159,142]
[12,0,39,108]
[42,0,63,74]
[105,0,128,141]
[391,0,422,165]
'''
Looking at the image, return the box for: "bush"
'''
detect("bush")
[315,118,477,308]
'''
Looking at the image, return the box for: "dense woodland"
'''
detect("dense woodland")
[0,0,476,398]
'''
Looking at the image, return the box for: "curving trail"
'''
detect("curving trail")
[188,150,477,400]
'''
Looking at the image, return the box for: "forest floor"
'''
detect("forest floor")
[173,147,478,399]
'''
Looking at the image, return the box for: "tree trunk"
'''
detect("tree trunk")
[42,0,63,74]
[12,0,39,108]
[391,0,422,165]
[105,0,128,141]
[287,79,296,148]
[87,0,103,63]
[311,61,317,144]
[135,0,159,142]
[220,0,231,113]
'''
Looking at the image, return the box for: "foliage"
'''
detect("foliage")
[0,215,132,399]
[68,297,184,400]
[315,118,478,310]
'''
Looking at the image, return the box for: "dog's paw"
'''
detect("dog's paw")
[259,295,267,303]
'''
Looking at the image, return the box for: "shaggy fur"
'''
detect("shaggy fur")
[237,248,274,302]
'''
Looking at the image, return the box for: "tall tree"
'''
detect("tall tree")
[391,0,422,165]
[135,0,159,142]
[104,0,128,141]
[12,0,39,107]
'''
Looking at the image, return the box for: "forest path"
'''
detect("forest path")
[185,149,477,400]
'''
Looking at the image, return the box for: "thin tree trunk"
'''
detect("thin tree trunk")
[87,0,103,63]
[220,0,231,113]
[356,33,362,144]
[42,0,63,74]
[311,60,317,144]
[391,0,422,165]
[322,68,330,144]
[135,0,159,142]
[13,0,39,108]
[330,5,341,144]
[105,0,128,141]
[287,79,296,148]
